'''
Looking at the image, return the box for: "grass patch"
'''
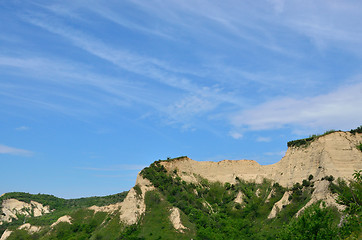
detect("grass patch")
[350,126,362,134]
[0,192,128,211]
[287,130,338,148]
[356,143,362,152]
[138,190,195,240]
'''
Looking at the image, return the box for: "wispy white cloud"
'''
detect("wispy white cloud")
[229,131,243,140]
[15,126,29,131]
[256,136,271,142]
[230,81,362,131]
[80,164,147,171]
[82,2,175,40]
[0,55,165,115]
[165,95,215,121]
[20,15,188,93]
[264,151,285,156]
[267,0,285,14]
[0,144,33,156]
[20,12,245,124]
[3,0,361,135]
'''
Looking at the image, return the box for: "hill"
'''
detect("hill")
[1,129,361,239]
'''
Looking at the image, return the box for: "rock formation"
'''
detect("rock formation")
[161,132,362,187]
[0,199,51,224]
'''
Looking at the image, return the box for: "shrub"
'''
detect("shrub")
[302,179,310,187]
[326,175,335,182]
[356,143,362,152]
[350,126,362,134]
[287,130,337,148]
[278,203,339,240]
[133,184,142,197]
[308,174,314,181]
[329,170,361,238]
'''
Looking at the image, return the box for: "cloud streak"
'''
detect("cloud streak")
[80,164,147,171]
[231,81,362,131]
[0,144,33,156]
[2,0,361,135]
[20,11,245,124]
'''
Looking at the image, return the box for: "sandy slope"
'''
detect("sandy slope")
[162,132,362,187]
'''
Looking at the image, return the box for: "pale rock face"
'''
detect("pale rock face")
[88,201,123,213]
[18,223,41,233]
[89,174,154,225]
[169,207,188,232]
[202,201,214,213]
[119,175,154,225]
[0,230,12,240]
[265,188,275,203]
[268,191,292,219]
[161,132,362,188]
[51,215,72,227]
[271,132,362,187]
[0,199,51,223]
[295,180,345,217]
[88,131,361,224]
[234,191,244,204]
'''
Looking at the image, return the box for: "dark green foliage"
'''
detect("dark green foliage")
[0,191,128,211]
[357,143,362,152]
[141,162,296,239]
[6,229,38,240]
[118,225,144,240]
[0,191,128,236]
[335,171,361,212]
[138,191,195,240]
[350,126,362,134]
[162,156,188,162]
[133,185,142,197]
[2,158,360,239]
[302,179,310,187]
[287,130,337,148]
[322,175,335,182]
[4,209,114,240]
[287,136,316,148]
[49,209,106,240]
[278,203,339,240]
[278,185,313,224]
[329,170,362,239]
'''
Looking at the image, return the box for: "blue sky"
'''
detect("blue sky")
[1,0,362,198]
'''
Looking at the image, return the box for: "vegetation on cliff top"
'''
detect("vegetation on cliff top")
[350,126,362,135]
[140,162,317,239]
[287,126,362,148]
[287,130,338,148]
[1,160,361,239]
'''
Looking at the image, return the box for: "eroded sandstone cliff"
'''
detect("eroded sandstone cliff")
[161,132,362,187]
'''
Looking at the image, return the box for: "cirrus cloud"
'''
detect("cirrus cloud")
[0,144,33,157]
[230,81,362,131]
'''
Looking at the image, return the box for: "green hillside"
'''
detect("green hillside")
[0,158,361,239]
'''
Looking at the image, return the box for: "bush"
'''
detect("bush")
[278,203,339,240]
[350,126,362,134]
[302,179,310,187]
[133,184,142,197]
[329,170,361,238]
[326,175,335,182]
[287,130,337,148]
[356,143,362,152]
